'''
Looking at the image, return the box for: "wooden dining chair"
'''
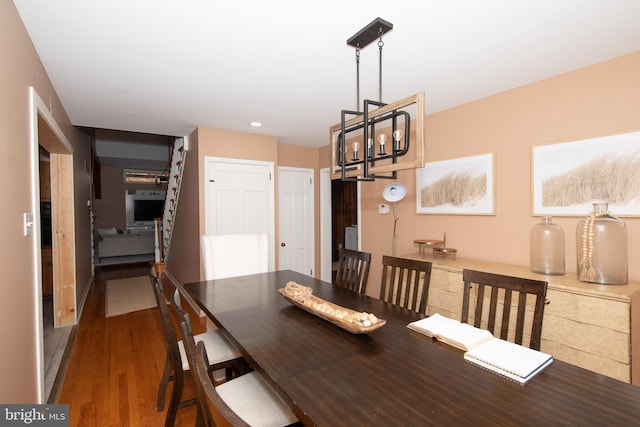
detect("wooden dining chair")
[461,269,548,350]
[179,318,300,427]
[334,248,372,294]
[379,256,433,314]
[149,272,245,427]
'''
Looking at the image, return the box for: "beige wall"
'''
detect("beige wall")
[360,52,640,297]
[1,2,92,402]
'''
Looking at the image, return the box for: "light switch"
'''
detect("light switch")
[24,213,33,236]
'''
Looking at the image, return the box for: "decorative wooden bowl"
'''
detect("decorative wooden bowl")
[278,288,386,334]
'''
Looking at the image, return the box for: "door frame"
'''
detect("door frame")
[321,173,362,282]
[320,168,332,281]
[29,87,77,403]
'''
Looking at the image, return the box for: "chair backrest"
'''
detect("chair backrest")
[175,302,249,427]
[379,256,433,314]
[461,269,548,350]
[201,233,269,280]
[171,288,191,334]
[192,341,250,427]
[335,248,372,294]
[175,308,214,426]
[149,273,184,392]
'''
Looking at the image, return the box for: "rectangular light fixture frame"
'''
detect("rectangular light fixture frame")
[330,92,426,181]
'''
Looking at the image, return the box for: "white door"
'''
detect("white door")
[205,157,275,270]
[278,167,314,275]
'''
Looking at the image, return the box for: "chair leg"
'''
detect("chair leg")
[165,369,183,427]
[157,353,173,410]
[195,402,206,427]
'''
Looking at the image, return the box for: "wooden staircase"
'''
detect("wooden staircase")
[154,136,187,263]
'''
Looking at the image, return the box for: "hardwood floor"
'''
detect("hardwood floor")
[57,262,199,426]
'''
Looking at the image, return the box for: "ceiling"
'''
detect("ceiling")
[14,1,640,149]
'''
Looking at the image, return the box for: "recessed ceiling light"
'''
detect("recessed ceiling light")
[250,122,262,127]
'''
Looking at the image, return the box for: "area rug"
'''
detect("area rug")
[105,276,156,317]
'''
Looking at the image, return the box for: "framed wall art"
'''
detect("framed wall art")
[416,153,495,215]
[532,130,640,216]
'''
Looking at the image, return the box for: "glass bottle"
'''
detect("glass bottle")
[576,203,628,285]
[530,216,565,275]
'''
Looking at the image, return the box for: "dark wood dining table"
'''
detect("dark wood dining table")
[183,270,640,426]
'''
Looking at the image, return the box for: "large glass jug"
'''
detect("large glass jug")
[576,203,627,285]
[530,216,565,275]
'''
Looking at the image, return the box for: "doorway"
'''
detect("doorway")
[277,167,314,275]
[30,87,77,403]
[330,179,358,283]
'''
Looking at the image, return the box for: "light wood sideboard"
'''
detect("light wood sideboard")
[402,254,640,384]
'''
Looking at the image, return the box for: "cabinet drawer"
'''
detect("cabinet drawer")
[545,288,629,333]
[542,339,629,382]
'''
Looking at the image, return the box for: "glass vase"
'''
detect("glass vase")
[576,203,628,285]
[530,216,565,275]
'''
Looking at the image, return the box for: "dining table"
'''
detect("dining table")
[183,269,640,426]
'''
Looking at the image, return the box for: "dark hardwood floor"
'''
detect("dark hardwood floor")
[57,262,199,426]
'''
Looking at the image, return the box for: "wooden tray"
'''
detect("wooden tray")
[278,288,386,334]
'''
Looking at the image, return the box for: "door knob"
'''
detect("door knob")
[281,242,286,247]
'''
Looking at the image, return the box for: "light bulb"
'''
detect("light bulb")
[393,130,403,151]
[378,134,387,155]
[352,141,360,161]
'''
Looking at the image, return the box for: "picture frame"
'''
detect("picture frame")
[532,131,640,216]
[416,153,495,215]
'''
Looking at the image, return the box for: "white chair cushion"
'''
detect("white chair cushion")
[178,330,241,371]
[200,233,269,280]
[217,371,298,427]
[97,227,118,237]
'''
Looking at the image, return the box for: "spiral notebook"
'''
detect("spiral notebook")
[463,338,553,384]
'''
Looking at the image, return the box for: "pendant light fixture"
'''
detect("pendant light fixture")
[330,18,426,181]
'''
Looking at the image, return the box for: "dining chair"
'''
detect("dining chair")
[200,233,269,280]
[149,272,245,427]
[334,248,372,294]
[179,318,300,427]
[379,256,433,314]
[461,269,548,350]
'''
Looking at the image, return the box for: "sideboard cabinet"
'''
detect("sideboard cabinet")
[402,254,640,384]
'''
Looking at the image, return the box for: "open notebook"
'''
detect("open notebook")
[407,313,494,351]
[408,313,553,384]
